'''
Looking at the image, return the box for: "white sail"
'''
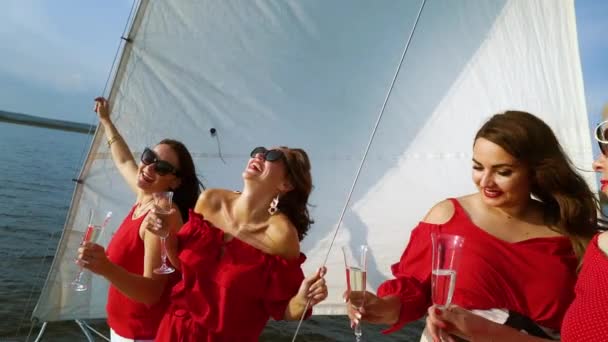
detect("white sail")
[33,0,594,321]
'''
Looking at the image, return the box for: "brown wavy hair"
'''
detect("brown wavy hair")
[158,139,203,222]
[278,147,314,241]
[475,111,599,263]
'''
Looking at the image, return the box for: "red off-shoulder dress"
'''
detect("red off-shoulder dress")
[378,198,578,334]
[155,210,309,341]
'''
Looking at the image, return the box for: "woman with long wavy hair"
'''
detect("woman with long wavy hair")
[77,97,203,341]
[346,111,598,341]
[425,112,608,342]
[144,145,328,341]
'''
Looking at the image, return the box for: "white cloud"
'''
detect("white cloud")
[0,0,104,93]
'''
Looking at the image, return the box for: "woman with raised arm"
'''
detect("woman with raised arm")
[77,97,202,342]
[345,111,599,341]
[425,114,608,342]
[146,146,328,341]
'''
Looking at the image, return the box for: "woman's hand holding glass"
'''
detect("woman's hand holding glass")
[77,243,113,276]
[146,205,181,274]
[145,206,181,238]
[343,291,401,327]
[426,304,509,342]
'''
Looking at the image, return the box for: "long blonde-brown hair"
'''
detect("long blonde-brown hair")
[475,111,599,263]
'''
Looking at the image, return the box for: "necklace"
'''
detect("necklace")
[134,200,154,217]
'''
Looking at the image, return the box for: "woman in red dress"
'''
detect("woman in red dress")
[145,146,328,341]
[345,111,599,340]
[77,97,202,341]
[423,116,608,341]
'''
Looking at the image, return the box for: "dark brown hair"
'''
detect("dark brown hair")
[475,111,599,263]
[278,147,314,241]
[158,139,203,222]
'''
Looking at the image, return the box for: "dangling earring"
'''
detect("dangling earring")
[268,195,280,215]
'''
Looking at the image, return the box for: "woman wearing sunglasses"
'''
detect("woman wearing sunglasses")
[144,146,328,341]
[423,115,608,342]
[77,97,202,342]
[346,111,600,341]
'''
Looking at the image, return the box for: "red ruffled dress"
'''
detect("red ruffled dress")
[561,233,608,341]
[155,210,309,341]
[378,198,578,334]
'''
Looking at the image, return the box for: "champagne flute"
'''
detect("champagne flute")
[71,211,112,291]
[342,245,369,342]
[431,233,465,309]
[153,191,175,274]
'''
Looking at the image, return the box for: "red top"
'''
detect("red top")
[378,198,578,333]
[155,210,309,342]
[561,233,608,341]
[106,205,177,339]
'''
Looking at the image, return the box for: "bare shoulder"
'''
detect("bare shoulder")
[194,188,234,213]
[598,231,608,255]
[265,215,301,260]
[421,199,456,224]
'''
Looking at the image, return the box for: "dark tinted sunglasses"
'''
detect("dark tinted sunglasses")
[250,146,285,162]
[141,148,180,176]
[595,121,608,156]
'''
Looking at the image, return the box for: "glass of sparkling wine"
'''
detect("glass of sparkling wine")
[71,210,112,291]
[153,191,175,274]
[431,233,465,309]
[342,244,369,342]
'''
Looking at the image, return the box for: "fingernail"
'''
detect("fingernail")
[435,308,442,316]
[355,313,361,319]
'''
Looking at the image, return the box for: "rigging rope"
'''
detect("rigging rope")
[72,0,139,184]
[291,0,428,339]
[24,1,140,341]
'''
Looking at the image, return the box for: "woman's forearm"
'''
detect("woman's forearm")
[100,118,136,166]
[102,262,168,305]
[378,295,402,325]
[283,296,308,320]
[98,118,138,191]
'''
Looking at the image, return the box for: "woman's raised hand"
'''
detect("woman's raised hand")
[94,97,110,121]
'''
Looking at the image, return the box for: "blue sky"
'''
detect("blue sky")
[576,0,608,123]
[0,1,606,125]
[0,0,132,123]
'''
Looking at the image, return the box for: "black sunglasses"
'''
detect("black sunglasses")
[141,148,180,176]
[250,146,286,162]
[595,121,608,156]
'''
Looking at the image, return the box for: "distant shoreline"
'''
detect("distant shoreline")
[0,110,95,134]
